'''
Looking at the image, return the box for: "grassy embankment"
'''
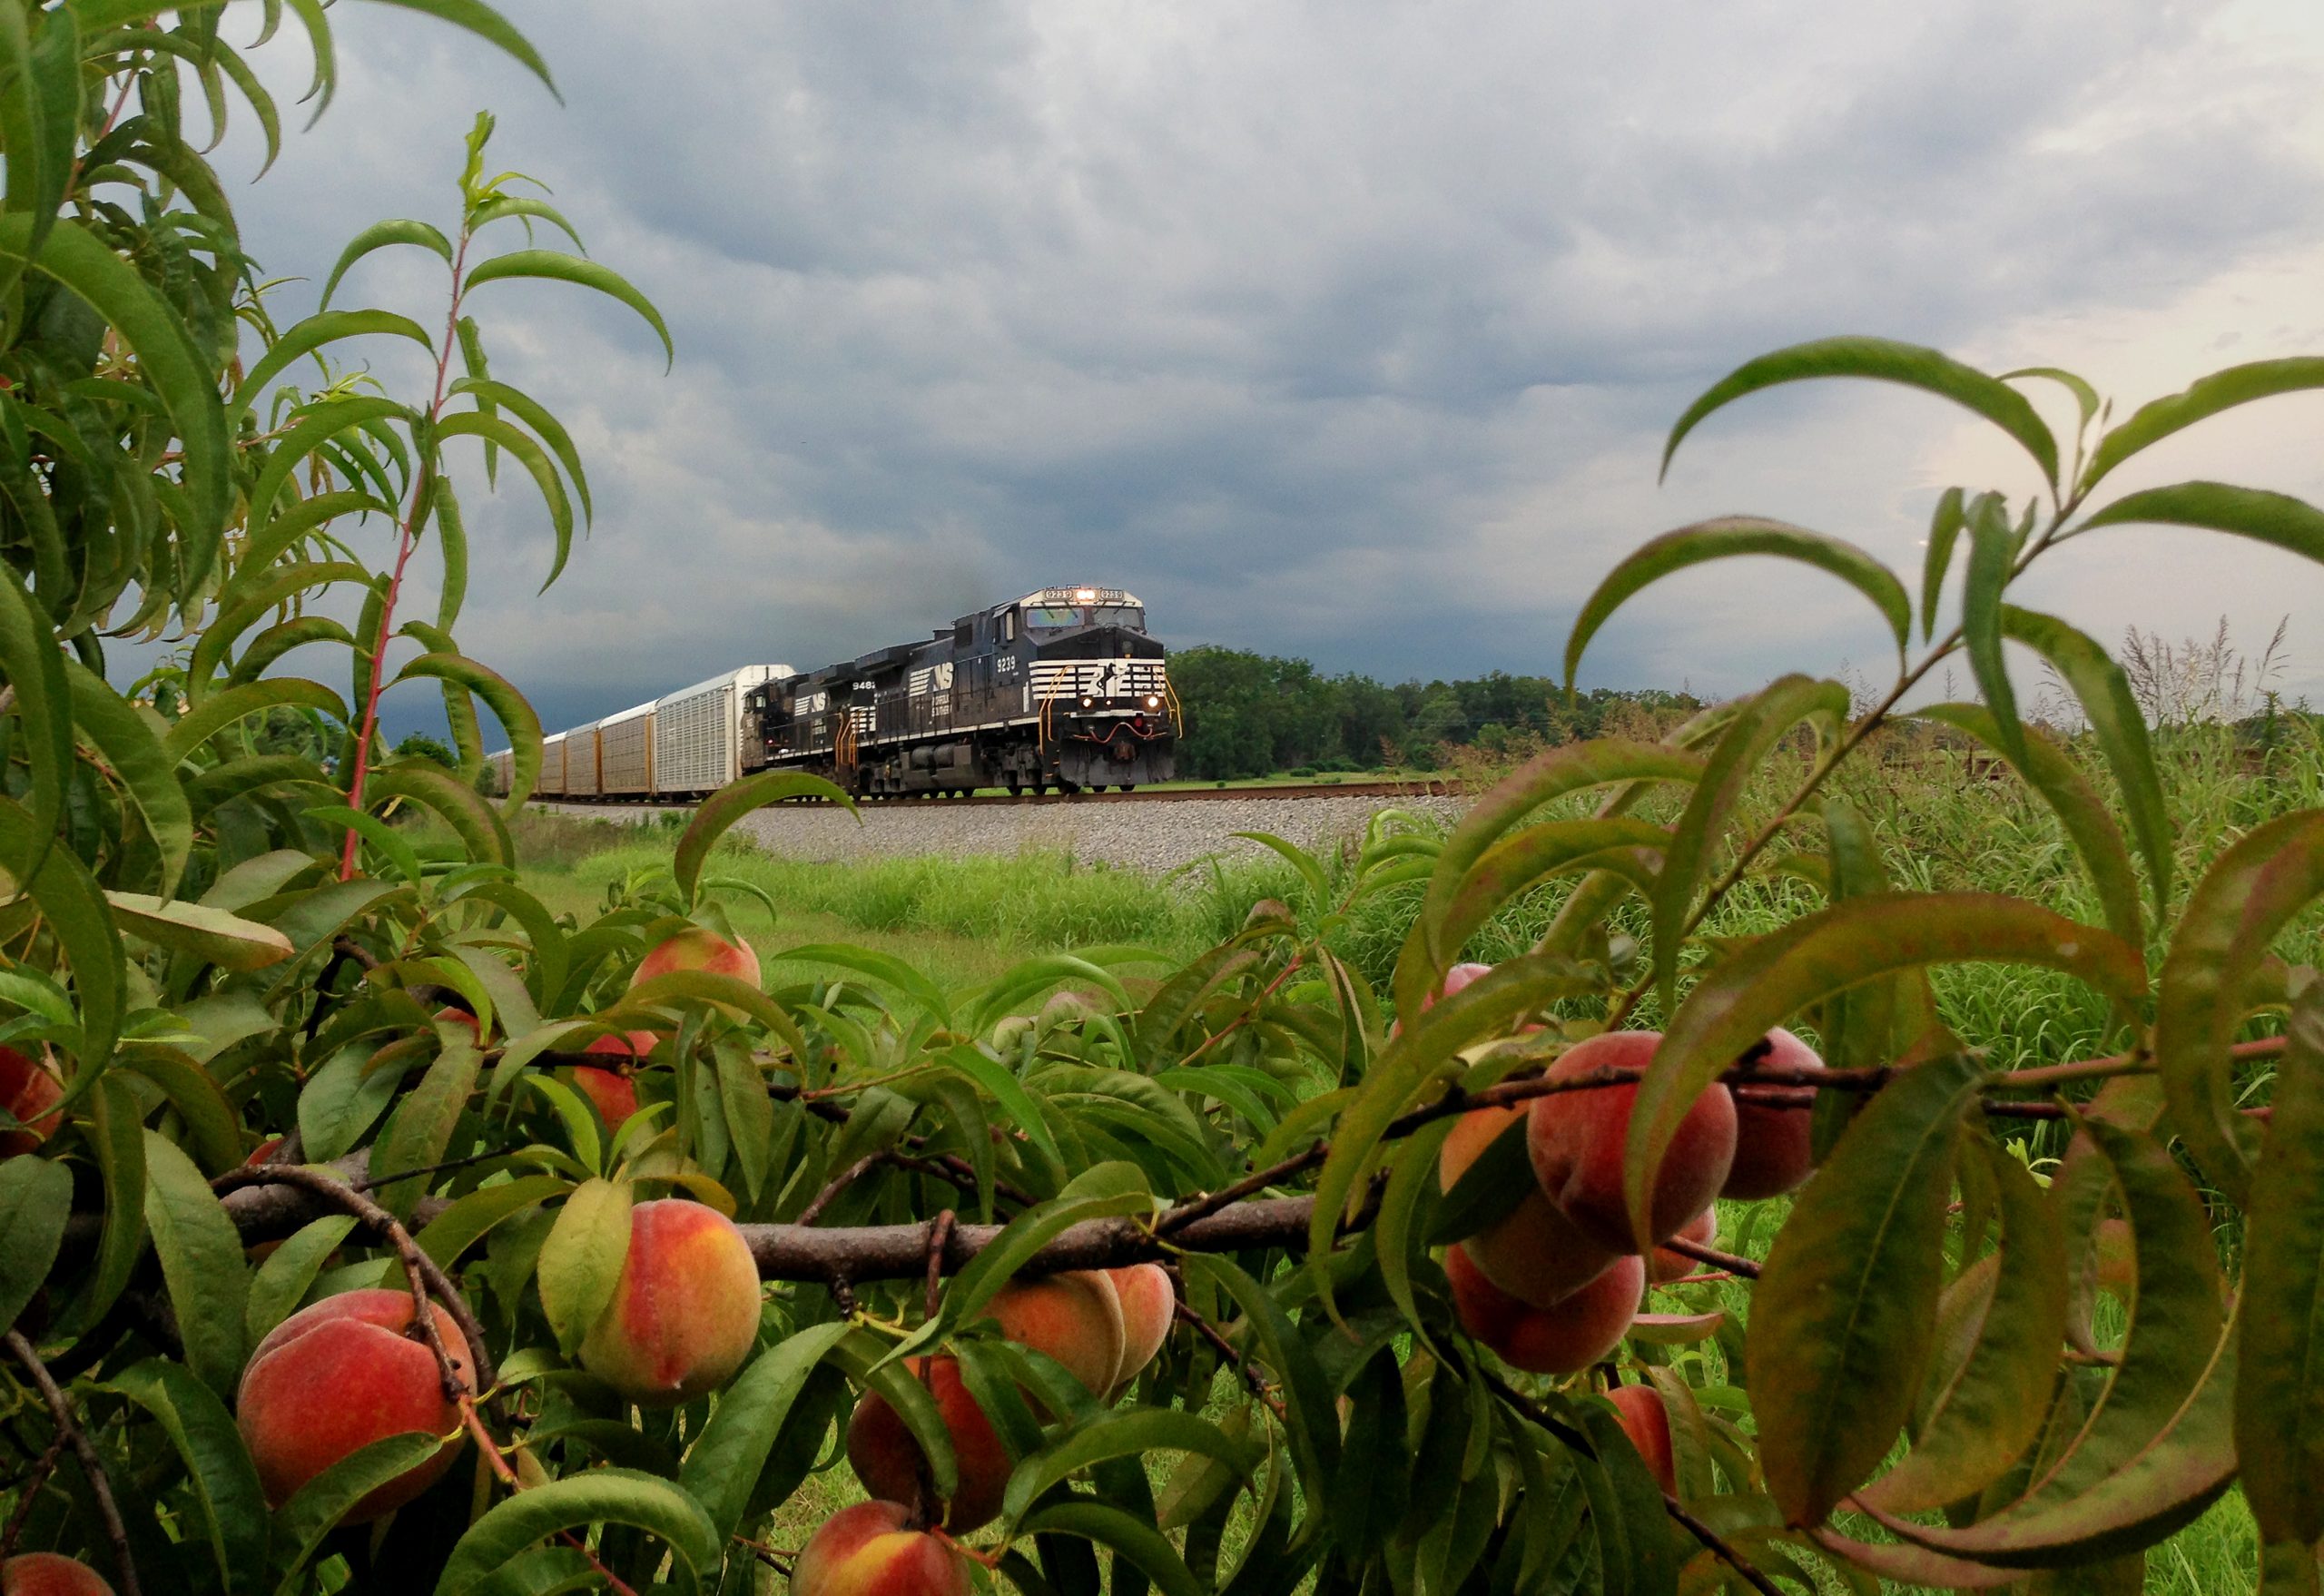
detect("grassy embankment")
[510,721,2320,1590]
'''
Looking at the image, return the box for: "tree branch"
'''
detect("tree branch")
[4,1330,142,1596]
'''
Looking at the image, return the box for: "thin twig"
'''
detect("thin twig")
[1172,1299,1283,1416]
[209,1166,494,1394]
[1663,1494,1787,1596]
[0,1433,64,1559]
[5,1330,142,1596]
[460,1399,640,1596]
[1659,1234,1761,1280]
[795,1154,886,1227]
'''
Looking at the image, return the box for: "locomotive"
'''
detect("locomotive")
[490,585,1176,802]
[740,585,1177,795]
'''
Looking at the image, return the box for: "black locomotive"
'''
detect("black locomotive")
[738,586,1177,795]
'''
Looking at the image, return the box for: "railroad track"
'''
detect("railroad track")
[540,778,1463,812]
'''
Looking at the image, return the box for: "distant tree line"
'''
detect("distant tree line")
[1167,645,1705,780]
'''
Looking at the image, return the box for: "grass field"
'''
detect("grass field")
[505,720,2321,1593]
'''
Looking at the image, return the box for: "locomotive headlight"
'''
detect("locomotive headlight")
[1144,695,1161,709]
[1074,587,1098,601]
[1078,695,1095,709]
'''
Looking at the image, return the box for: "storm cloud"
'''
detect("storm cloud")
[210,0,2324,737]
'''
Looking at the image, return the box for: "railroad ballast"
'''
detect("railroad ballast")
[492,586,1178,802]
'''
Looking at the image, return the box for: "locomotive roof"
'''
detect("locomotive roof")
[977,586,1142,621]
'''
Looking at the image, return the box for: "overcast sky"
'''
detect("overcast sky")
[203,0,2324,740]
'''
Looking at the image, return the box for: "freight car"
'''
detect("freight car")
[500,665,794,803]
[738,586,1177,796]
[487,585,1175,803]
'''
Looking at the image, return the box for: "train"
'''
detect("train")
[491,585,1177,802]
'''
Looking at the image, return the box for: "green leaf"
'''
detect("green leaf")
[1403,738,1701,1014]
[0,1156,72,1332]
[409,1176,566,1271]
[1649,675,1850,1004]
[1856,1136,2067,1514]
[143,1129,251,1397]
[2082,358,2324,491]
[107,892,297,971]
[0,215,233,585]
[1180,1255,1339,1505]
[365,762,513,868]
[673,769,854,907]
[537,1177,631,1355]
[1631,892,2145,1254]
[1747,1052,1985,1525]
[1860,1118,2236,1569]
[1565,516,1909,688]
[2153,811,2324,1205]
[469,194,585,250]
[1962,490,2025,768]
[2001,606,2172,915]
[1662,335,2059,488]
[367,1035,483,1219]
[66,660,192,893]
[231,308,435,419]
[463,249,673,369]
[271,1433,447,1593]
[437,1477,715,1596]
[2236,984,2324,1543]
[120,1044,242,1174]
[59,1074,145,1335]
[359,0,555,98]
[244,1216,358,1346]
[1911,704,2142,950]
[679,1320,854,1540]
[394,652,543,808]
[448,376,591,519]
[1920,486,1967,643]
[297,1042,408,1164]
[102,1358,267,1595]
[431,410,578,588]
[318,217,452,309]
[1006,1410,1262,1527]
[2001,365,2102,429]
[0,795,123,1073]
[1426,816,1669,978]
[2076,480,2324,569]
[1018,1501,1206,1596]
[0,561,68,857]
[783,943,953,1030]
[940,1044,1064,1167]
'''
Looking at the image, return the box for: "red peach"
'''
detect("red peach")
[1388,961,1496,1039]
[792,1501,970,1596]
[579,1199,763,1405]
[570,1067,638,1127]
[434,1005,484,1042]
[1439,1105,1616,1306]
[1106,1264,1177,1396]
[1,1554,113,1596]
[980,1272,1126,1397]
[1607,1384,1677,1495]
[1649,1209,1718,1285]
[234,1288,475,1522]
[0,1047,64,1157]
[1721,1028,1825,1199]
[632,926,762,991]
[1444,1245,1643,1374]
[845,1357,1011,1532]
[1527,1032,1737,1252]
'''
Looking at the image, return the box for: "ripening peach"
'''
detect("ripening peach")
[792,1501,970,1596]
[845,1357,1011,1532]
[1106,1264,1177,1396]
[1388,961,1495,1039]
[632,925,762,991]
[1721,1028,1825,1199]
[1607,1384,1677,1495]
[1648,1208,1718,1285]
[569,1030,657,1127]
[1439,1105,1616,1306]
[579,1199,763,1405]
[234,1289,476,1522]
[1526,1031,1737,1252]
[1444,1245,1643,1374]
[980,1272,1125,1397]
[0,1047,64,1157]
[1,1555,113,1596]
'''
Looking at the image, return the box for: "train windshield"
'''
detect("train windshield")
[1022,604,1145,632]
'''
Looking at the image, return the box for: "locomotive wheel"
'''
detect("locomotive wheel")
[1119,783,1136,793]
[1007,782,1022,796]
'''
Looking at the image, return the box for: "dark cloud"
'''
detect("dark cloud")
[195,0,2324,740]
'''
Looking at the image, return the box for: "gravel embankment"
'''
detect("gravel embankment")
[545,793,1466,876]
